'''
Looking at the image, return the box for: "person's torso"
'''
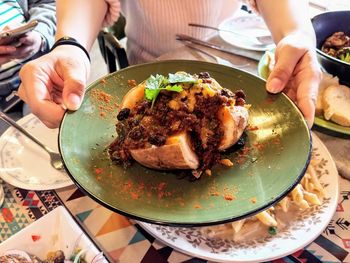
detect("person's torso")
[120,0,241,64]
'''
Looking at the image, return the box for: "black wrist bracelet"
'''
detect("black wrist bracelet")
[51,36,91,62]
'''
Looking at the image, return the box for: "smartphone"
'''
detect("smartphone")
[0,20,38,46]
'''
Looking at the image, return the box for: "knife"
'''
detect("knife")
[177,39,250,68]
[176,33,261,61]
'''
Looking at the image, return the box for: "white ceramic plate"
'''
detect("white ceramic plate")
[0,206,108,262]
[0,114,72,190]
[138,133,339,263]
[219,15,275,51]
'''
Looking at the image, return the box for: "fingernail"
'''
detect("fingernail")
[66,93,81,110]
[267,78,282,93]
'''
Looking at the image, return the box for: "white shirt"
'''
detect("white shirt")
[105,0,242,64]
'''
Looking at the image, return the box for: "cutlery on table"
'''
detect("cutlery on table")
[188,22,273,45]
[178,39,249,68]
[0,111,64,171]
[176,34,261,61]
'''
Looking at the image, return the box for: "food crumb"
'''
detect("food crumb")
[94,168,104,174]
[194,204,201,209]
[250,197,257,204]
[205,169,212,176]
[130,192,139,199]
[128,79,137,87]
[220,159,234,167]
[224,194,235,201]
[31,235,41,242]
[210,191,220,196]
[247,125,259,131]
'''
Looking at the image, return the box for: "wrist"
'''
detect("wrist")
[51,37,91,62]
[279,30,316,49]
[51,45,91,79]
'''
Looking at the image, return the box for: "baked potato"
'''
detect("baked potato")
[109,72,249,177]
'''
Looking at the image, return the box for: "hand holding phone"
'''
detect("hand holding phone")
[0,20,38,46]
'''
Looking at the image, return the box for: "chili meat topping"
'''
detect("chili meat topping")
[109,72,246,177]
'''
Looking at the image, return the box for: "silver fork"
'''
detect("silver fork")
[188,23,273,46]
[181,40,249,68]
[0,111,64,170]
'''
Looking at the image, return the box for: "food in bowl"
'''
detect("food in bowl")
[312,11,350,86]
[321,32,350,63]
[0,248,90,263]
[108,72,249,178]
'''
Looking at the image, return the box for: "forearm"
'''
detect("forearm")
[55,0,108,51]
[28,1,56,50]
[257,0,315,45]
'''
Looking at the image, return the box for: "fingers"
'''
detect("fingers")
[296,71,321,128]
[11,45,34,59]
[55,56,87,110]
[0,46,16,54]
[19,61,65,128]
[267,44,307,94]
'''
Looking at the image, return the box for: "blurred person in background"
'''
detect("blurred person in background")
[0,0,55,112]
[18,0,321,129]
[0,0,55,208]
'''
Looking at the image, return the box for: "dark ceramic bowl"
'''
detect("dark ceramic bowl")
[312,11,350,86]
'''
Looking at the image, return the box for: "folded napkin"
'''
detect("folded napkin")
[313,130,350,180]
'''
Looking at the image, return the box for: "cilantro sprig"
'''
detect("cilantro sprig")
[145,73,196,107]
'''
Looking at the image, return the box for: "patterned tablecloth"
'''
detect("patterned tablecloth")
[1,4,350,261]
[0,174,349,263]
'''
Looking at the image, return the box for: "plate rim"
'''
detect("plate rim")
[0,114,73,191]
[136,132,339,262]
[59,59,311,226]
[218,14,275,51]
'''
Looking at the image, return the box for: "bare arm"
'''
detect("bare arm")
[55,0,108,51]
[256,0,321,127]
[257,0,314,44]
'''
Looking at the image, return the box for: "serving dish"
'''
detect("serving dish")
[218,15,275,51]
[0,206,108,262]
[0,114,72,190]
[59,60,311,226]
[312,11,350,86]
[138,132,338,262]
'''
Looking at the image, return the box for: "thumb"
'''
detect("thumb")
[55,55,88,111]
[266,46,305,94]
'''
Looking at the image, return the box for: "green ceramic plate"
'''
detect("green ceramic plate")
[59,60,311,226]
[258,51,350,136]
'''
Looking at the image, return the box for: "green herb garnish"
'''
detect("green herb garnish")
[145,73,196,107]
[338,47,350,63]
[168,72,196,83]
[268,226,277,235]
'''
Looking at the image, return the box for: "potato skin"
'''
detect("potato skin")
[120,82,145,109]
[217,105,249,151]
[130,132,199,170]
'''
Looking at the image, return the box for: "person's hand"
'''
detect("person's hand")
[0,31,42,65]
[266,32,322,128]
[18,45,91,128]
